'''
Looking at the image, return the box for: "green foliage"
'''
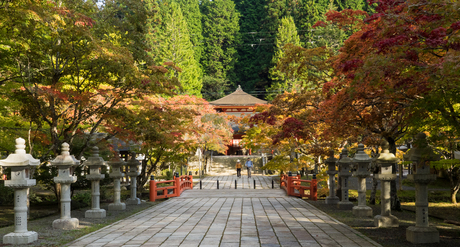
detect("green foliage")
[201,0,240,83]
[267,16,301,100]
[234,0,275,95]
[148,0,203,96]
[201,75,231,101]
[177,0,203,63]
[162,170,174,180]
[72,191,92,207]
[0,181,14,205]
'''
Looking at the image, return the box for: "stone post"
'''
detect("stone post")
[50,143,79,229]
[337,148,354,209]
[352,144,372,217]
[405,133,440,243]
[0,138,39,244]
[108,150,126,211]
[125,152,141,205]
[374,140,399,227]
[325,150,339,205]
[84,146,106,218]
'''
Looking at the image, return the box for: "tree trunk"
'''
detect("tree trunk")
[369,166,379,205]
[452,189,458,204]
[386,137,401,211]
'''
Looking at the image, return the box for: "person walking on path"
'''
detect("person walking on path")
[235,160,242,178]
[245,158,253,178]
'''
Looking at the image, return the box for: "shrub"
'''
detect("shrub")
[72,191,91,206]
[0,181,14,205]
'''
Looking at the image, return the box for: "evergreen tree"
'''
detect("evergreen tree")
[147,1,202,96]
[267,16,301,100]
[233,0,272,97]
[200,0,240,82]
[177,0,203,63]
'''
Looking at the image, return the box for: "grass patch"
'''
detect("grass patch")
[400,202,460,222]
[402,177,451,189]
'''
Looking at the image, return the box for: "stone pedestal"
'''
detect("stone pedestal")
[108,150,126,211]
[374,174,399,227]
[51,143,79,230]
[337,149,354,210]
[0,138,40,245]
[405,175,439,243]
[352,177,372,217]
[325,151,339,205]
[52,183,79,230]
[84,147,106,218]
[109,179,126,210]
[126,152,141,205]
[352,144,372,217]
[405,132,440,244]
[374,141,399,228]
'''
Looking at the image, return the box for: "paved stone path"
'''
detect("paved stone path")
[67,175,382,247]
[196,175,279,190]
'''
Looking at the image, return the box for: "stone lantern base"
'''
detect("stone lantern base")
[325,196,339,205]
[374,215,399,228]
[85,209,106,218]
[125,198,141,205]
[108,202,126,211]
[337,201,354,210]
[3,231,38,245]
[353,205,373,217]
[53,218,79,230]
[406,226,439,244]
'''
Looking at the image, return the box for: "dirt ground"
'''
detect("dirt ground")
[307,199,460,247]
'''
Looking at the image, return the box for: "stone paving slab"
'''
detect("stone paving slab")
[67,177,381,247]
[195,175,279,190]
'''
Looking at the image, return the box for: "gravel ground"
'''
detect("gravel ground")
[0,200,158,247]
[307,199,460,247]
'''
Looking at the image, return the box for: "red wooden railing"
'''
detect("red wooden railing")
[280,174,317,201]
[149,174,193,202]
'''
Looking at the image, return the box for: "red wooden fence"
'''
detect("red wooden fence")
[149,174,193,202]
[280,174,317,200]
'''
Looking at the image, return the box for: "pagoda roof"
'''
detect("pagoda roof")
[209,85,267,106]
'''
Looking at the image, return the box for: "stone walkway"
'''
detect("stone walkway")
[196,175,279,190]
[66,176,382,247]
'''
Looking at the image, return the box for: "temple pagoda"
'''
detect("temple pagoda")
[209,85,267,155]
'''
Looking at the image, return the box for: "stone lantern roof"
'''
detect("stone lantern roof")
[0,138,39,167]
[404,132,440,162]
[209,85,267,106]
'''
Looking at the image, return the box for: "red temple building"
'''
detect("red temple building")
[209,85,267,155]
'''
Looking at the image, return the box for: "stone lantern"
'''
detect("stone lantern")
[108,149,126,211]
[125,152,141,205]
[374,140,399,227]
[50,143,79,230]
[337,148,354,209]
[0,138,39,245]
[325,150,339,205]
[352,144,372,217]
[405,132,440,244]
[83,146,106,218]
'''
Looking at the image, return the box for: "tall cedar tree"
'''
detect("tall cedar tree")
[267,16,301,100]
[177,0,203,64]
[233,0,272,96]
[200,0,240,83]
[147,1,202,96]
